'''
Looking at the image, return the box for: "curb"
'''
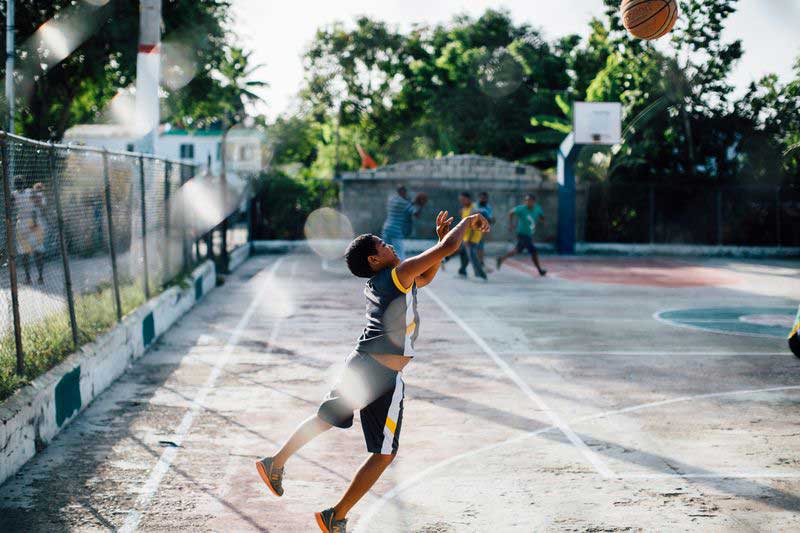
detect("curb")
[228,241,252,272]
[252,240,798,259]
[0,260,219,486]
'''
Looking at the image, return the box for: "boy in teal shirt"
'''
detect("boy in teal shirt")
[496,193,547,276]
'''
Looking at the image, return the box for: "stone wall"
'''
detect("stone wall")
[339,155,586,244]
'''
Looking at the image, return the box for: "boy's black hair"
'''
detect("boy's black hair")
[345,234,379,278]
[526,193,537,201]
[460,191,471,199]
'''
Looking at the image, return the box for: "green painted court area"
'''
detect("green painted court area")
[1,254,799,532]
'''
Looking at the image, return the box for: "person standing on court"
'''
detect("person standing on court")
[381,185,427,260]
[475,191,495,271]
[496,193,547,276]
[456,192,487,280]
[13,178,47,284]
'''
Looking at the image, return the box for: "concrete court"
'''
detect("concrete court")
[1,252,799,532]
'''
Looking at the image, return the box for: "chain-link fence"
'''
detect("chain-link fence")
[585,183,800,247]
[0,131,250,399]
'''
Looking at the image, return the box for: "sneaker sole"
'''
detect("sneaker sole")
[255,460,281,497]
[314,512,330,533]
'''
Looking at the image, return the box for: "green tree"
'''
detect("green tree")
[0,0,241,140]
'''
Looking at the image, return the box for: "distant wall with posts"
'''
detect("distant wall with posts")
[339,155,587,244]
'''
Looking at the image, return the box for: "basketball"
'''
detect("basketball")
[621,0,679,40]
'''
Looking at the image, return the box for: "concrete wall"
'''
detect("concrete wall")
[340,155,587,244]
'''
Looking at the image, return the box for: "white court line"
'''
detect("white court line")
[494,351,790,357]
[120,257,286,533]
[353,383,800,532]
[426,288,615,478]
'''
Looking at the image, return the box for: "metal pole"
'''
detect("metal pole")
[163,161,171,281]
[179,164,189,273]
[50,143,79,348]
[5,0,15,133]
[715,188,723,245]
[1,134,23,373]
[138,155,150,298]
[102,150,123,321]
[220,128,229,273]
[648,184,655,244]
[776,186,782,247]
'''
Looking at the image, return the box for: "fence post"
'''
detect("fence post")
[219,132,229,274]
[138,155,150,299]
[715,188,723,245]
[179,164,190,273]
[775,186,782,247]
[163,161,172,282]
[1,134,25,374]
[102,150,123,322]
[50,143,79,348]
[648,184,655,244]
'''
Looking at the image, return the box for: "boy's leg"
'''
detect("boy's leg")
[21,253,31,283]
[458,243,468,276]
[528,240,546,276]
[331,454,394,520]
[34,251,45,283]
[496,237,520,269]
[468,243,486,278]
[273,414,332,468]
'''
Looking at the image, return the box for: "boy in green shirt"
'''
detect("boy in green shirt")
[496,193,547,276]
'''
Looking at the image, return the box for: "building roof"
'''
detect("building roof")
[63,124,141,139]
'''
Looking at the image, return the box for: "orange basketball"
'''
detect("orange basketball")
[621,0,679,40]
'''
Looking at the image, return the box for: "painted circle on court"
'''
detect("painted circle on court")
[656,307,796,338]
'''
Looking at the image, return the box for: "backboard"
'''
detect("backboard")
[573,102,622,145]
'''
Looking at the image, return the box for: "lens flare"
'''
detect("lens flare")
[477,49,524,99]
[303,208,354,260]
[161,41,199,91]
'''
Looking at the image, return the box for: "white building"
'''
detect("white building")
[62,125,266,176]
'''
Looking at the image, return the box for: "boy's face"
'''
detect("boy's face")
[526,197,536,208]
[478,194,488,205]
[369,237,400,271]
[459,195,471,207]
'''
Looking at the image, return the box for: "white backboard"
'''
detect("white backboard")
[573,102,622,145]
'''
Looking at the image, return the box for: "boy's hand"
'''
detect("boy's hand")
[468,213,490,233]
[436,210,454,241]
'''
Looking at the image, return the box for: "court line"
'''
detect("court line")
[493,351,790,357]
[119,257,286,533]
[353,384,800,532]
[426,288,615,478]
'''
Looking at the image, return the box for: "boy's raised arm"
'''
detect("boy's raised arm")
[394,211,489,289]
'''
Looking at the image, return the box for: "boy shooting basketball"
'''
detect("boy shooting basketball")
[257,210,490,533]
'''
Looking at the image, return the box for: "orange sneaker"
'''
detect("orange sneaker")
[255,457,284,497]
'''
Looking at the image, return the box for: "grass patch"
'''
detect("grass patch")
[0,280,152,402]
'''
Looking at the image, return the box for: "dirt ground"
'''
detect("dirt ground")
[1,253,799,532]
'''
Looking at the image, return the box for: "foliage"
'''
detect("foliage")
[0,281,146,402]
[250,173,340,239]
[291,9,573,174]
[0,0,250,140]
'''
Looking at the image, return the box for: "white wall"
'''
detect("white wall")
[157,134,222,174]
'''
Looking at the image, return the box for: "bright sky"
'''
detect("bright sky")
[231,0,800,120]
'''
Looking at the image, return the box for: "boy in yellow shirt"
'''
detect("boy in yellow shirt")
[457,192,487,280]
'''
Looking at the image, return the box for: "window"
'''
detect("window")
[179,143,195,159]
[126,143,135,153]
[216,142,222,161]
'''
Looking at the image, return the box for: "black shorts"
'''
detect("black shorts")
[317,352,405,455]
[515,234,537,254]
[790,332,800,358]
